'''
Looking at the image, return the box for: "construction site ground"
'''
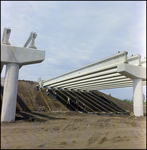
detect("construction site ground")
[1,111,146,149]
[1,80,146,149]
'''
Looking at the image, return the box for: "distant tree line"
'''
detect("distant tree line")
[122,97,133,105]
[109,94,146,105]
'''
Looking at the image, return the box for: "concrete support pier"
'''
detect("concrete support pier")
[117,63,146,116]
[133,79,143,116]
[1,63,19,122]
[1,27,45,122]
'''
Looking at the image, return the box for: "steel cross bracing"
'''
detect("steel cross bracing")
[41,51,146,91]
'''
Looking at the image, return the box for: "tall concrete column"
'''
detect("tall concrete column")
[1,63,19,122]
[133,78,143,116]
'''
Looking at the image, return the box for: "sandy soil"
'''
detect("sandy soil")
[1,111,146,149]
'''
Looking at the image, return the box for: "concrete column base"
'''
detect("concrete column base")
[133,78,143,116]
[1,63,19,122]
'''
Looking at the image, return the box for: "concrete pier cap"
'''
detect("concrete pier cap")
[1,28,45,122]
[1,44,45,65]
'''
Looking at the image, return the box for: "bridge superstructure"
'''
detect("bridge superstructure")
[40,51,146,116]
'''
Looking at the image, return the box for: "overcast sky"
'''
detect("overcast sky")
[1,1,146,100]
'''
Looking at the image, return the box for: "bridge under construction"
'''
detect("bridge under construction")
[1,27,146,122]
[39,51,146,117]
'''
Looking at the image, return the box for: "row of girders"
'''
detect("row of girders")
[42,51,146,91]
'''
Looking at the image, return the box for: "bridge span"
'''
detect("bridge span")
[39,51,146,116]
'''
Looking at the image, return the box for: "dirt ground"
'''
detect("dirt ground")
[1,80,146,149]
[1,111,146,149]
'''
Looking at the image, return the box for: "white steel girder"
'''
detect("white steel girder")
[51,72,122,88]
[43,51,128,86]
[63,81,146,91]
[44,68,118,87]
[55,78,132,89]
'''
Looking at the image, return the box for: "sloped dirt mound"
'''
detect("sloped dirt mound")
[1,80,69,113]
[17,80,69,112]
[93,90,133,112]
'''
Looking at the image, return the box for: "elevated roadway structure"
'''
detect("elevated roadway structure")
[40,51,146,117]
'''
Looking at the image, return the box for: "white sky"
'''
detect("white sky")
[1,1,146,100]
